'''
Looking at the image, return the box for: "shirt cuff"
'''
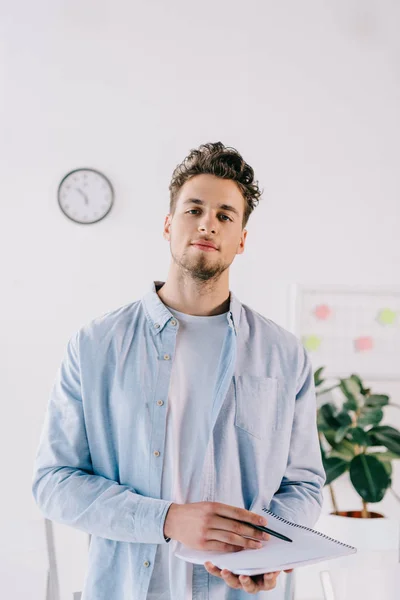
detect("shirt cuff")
[133,497,174,544]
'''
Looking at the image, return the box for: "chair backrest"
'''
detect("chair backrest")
[0,516,58,600]
[320,565,400,600]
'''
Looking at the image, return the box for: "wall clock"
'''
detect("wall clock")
[58,168,114,224]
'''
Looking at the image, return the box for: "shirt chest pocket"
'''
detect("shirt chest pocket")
[234,375,283,439]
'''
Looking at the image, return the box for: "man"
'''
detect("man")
[32,141,325,599]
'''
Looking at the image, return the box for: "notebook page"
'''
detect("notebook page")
[175,510,356,574]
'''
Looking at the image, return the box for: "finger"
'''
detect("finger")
[261,572,279,590]
[204,562,222,578]
[214,503,268,529]
[238,574,259,592]
[221,569,242,589]
[208,529,263,550]
[284,568,294,573]
[212,515,269,543]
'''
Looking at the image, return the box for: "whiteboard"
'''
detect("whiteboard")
[289,284,400,381]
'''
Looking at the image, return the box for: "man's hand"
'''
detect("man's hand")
[164,501,270,551]
[204,563,293,594]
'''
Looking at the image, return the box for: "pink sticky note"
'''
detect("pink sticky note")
[354,336,373,352]
[313,304,332,320]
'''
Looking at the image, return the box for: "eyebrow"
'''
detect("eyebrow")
[183,198,240,217]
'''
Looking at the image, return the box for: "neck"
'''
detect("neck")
[157,267,230,316]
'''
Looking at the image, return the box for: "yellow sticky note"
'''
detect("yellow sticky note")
[302,335,322,352]
[377,308,396,325]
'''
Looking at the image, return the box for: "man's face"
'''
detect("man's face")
[163,174,247,282]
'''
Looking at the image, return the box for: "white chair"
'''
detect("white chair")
[320,565,400,600]
[50,523,88,600]
[0,517,59,600]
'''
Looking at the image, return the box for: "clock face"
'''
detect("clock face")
[58,168,114,224]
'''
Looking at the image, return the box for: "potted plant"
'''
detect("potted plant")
[314,367,400,518]
[294,368,400,599]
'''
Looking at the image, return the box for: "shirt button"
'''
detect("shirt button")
[143,561,150,567]
[154,450,160,457]
[154,323,160,329]
[163,354,170,360]
[170,319,177,326]
[157,400,164,406]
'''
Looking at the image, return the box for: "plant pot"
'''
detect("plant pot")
[316,511,400,567]
[294,511,400,600]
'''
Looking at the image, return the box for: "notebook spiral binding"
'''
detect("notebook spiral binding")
[261,508,356,551]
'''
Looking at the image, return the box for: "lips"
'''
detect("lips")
[191,241,218,250]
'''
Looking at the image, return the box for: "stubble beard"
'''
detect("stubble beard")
[171,245,229,283]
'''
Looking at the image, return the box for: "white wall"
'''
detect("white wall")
[1,1,399,598]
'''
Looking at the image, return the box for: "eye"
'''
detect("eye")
[186,209,232,222]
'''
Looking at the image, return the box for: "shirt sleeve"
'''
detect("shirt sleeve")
[32,330,172,544]
[268,344,326,527]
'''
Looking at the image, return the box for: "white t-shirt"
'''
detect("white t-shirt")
[146,306,228,599]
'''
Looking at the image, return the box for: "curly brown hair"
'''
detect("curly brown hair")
[168,142,263,228]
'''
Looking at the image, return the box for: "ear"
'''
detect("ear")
[163,214,172,241]
[236,228,247,255]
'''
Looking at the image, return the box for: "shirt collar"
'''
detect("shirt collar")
[141,281,241,335]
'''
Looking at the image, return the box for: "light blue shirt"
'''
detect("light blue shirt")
[32,280,326,599]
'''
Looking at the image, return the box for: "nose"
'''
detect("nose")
[198,213,217,235]
[198,224,216,234]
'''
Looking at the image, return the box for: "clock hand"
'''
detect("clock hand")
[75,187,89,205]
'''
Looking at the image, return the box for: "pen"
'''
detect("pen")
[239,521,292,543]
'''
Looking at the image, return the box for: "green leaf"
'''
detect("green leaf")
[334,424,352,444]
[336,411,352,426]
[367,451,400,462]
[343,398,358,411]
[364,394,389,408]
[314,367,325,387]
[316,383,341,397]
[322,429,340,449]
[368,426,400,455]
[383,462,392,478]
[349,454,390,503]
[367,454,393,479]
[349,374,369,396]
[357,407,384,428]
[317,410,331,432]
[323,457,349,485]
[329,439,356,461]
[339,379,361,407]
[319,403,340,429]
[349,427,371,447]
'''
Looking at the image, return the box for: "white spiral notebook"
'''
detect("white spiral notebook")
[174,509,357,576]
